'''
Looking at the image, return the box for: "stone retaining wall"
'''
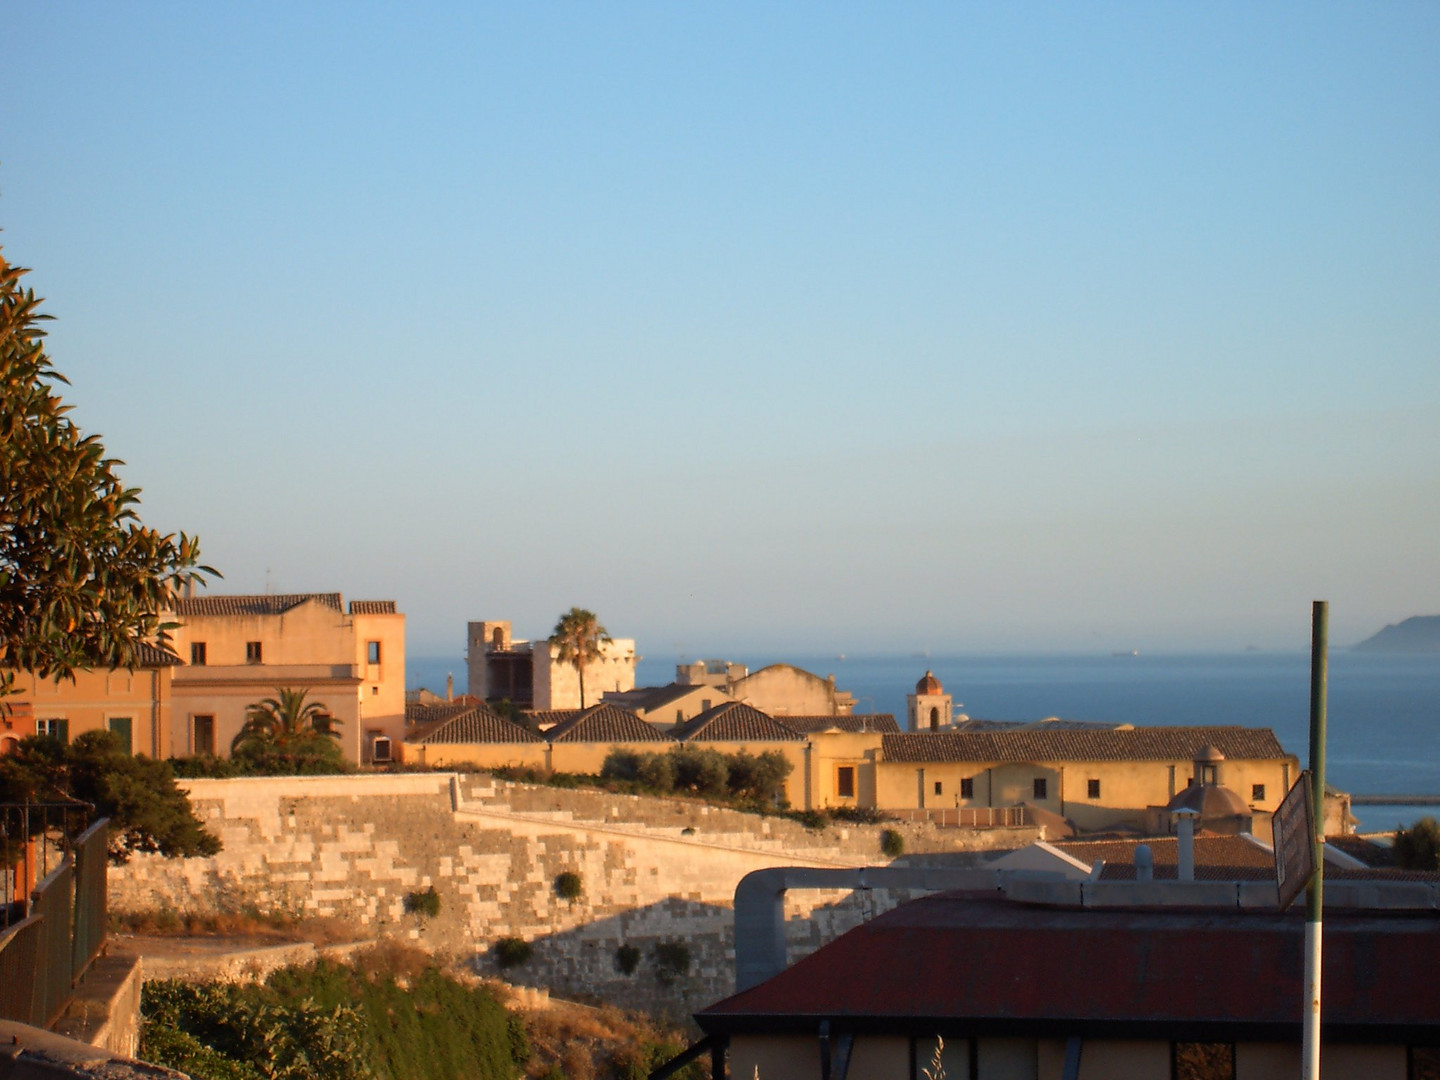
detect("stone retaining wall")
[112,773,1037,1017]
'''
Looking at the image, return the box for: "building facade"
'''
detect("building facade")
[466,619,637,709]
[167,593,405,764]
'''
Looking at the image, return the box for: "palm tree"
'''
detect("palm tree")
[231,687,338,752]
[548,607,612,708]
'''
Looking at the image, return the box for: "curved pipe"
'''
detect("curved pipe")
[733,866,1004,991]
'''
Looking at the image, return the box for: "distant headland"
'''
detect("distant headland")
[1353,616,1440,653]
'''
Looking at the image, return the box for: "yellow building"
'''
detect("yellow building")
[2,642,182,756]
[167,593,405,764]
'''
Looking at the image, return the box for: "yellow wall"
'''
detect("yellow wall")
[399,740,549,771]
[8,664,173,757]
[805,731,883,809]
[549,740,672,775]
[731,665,853,716]
[872,755,1298,832]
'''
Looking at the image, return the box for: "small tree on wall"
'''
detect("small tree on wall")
[548,608,611,708]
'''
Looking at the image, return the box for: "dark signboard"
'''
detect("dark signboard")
[1273,771,1316,911]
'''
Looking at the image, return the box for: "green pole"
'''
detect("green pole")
[1302,600,1327,1080]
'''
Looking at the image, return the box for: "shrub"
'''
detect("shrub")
[614,944,641,976]
[601,749,641,783]
[554,871,583,902]
[652,941,691,986]
[635,752,678,793]
[795,809,828,830]
[494,936,533,969]
[673,746,730,798]
[403,887,441,918]
[880,828,905,858]
[1394,817,1440,871]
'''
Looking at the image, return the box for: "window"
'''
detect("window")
[1252,783,1266,802]
[1033,777,1048,800]
[1088,778,1101,799]
[701,699,711,712]
[313,714,334,735]
[933,780,943,796]
[37,718,69,743]
[1200,764,1218,785]
[193,715,215,756]
[107,716,133,753]
[371,734,392,763]
[960,777,974,799]
[367,640,381,664]
[836,766,856,799]
[245,641,263,664]
[928,706,939,730]
[371,685,379,695]
[190,642,207,666]
[676,709,684,724]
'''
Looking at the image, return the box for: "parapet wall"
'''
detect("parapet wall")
[111,773,1036,1018]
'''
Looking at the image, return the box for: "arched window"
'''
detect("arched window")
[492,627,504,650]
[929,706,939,731]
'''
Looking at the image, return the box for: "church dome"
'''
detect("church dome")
[1166,782,1250,818]
[915,670,943,695]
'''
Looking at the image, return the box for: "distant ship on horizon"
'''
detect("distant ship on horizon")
[1112,649,1139,658]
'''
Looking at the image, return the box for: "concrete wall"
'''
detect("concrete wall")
[109,773,1035,1018]
[534,638,638,709]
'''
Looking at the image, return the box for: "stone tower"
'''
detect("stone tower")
[906,670,953,732]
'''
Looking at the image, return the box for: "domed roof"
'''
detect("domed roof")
[915,670,944,695]
[1194,744,1226,763]
[1166,782,1250,818]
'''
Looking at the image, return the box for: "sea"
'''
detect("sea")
[407,651,1440,833]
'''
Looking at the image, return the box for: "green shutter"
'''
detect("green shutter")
[107,716,133,753]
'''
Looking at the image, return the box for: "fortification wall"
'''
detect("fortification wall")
[111,773,1036,1018]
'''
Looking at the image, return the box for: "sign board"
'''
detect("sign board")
[1273,770,1317,911]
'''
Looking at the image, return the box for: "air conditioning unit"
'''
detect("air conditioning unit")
[371,735,392,763]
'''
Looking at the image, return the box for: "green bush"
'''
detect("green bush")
[614,944,641,976]
[1395,817,1440,871]
[795,809,828,830]
[652,941,692,986]
[554,871,583,902]
[494,936,533,969]
[403,886,440,918]
[880,828,905,857]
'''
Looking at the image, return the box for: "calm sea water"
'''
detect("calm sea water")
[408,651,1440,831]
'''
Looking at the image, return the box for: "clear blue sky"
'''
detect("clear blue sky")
[5,3,1438,657]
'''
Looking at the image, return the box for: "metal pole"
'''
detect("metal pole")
[1302,600,1328,1080]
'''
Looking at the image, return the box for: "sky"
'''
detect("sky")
[4,3,1438,659]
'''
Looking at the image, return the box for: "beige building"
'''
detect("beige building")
[1,643,181,757]
[467,620,637,709]
[729,664,855,716]
[167,593,405,764]
[906,670,955,731]
[601,682,736,728]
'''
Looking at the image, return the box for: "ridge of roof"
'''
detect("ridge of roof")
[546,703,672,743]
[173,593,344,617]
[673,702,805,742]
[407,704,544,745]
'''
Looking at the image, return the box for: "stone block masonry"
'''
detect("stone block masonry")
[111,773,1037,1018]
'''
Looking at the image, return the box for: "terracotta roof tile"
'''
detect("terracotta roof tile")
[525,709,583,729]
[882,726,1289,764]
[349,600,397,615]
[135,642,184,667]
[545,703,672,743]
[174,593,344,617]
[673,703,805,742]
[407,704,543,745]
[405,701,477,726]
[778,714,900,734]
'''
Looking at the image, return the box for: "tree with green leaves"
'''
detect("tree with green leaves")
[547,607,611,708]
[0,247,214,695]
[230,688,345,774]
[1394,816,1440,872]
[0,730,220,862]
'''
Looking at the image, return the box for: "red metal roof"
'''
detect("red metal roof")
[698,890,1440,1041]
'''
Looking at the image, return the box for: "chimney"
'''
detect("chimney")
[1134,844,1153,882]
[445,674,453,702]
[1175,809,1199,881]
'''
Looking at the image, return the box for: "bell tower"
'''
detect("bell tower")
[907,670,953,732]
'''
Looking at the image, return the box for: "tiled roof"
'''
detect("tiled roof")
[604,683,714,712]
[405,701,476,726]
[673,703,805,742]
[174,593,344,617]
[525,709,583,729]
[1054,835,1275,881]
[778,714,900,734]
[136,642,184,667]
[881,726,1289,764]
[545,704,672,744]
[349,600,397,615]
[407,705,544,745]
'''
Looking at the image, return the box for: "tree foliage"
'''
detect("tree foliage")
[548,607,611,708]
[226,687,347,774]
[0,248,213,692]
[600,746,792,806]
[1394,816,1440,871]
[0,730,220,861]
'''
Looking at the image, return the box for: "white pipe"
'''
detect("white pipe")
[1302,920,1322,1080]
